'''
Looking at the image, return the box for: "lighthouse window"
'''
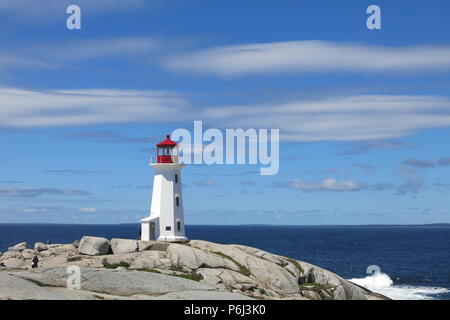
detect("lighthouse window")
[175,196,180,207]
[177,220,181,232]
[165,226,171,231]
[175,174,178,183]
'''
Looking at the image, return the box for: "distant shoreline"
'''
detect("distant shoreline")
[0,222,449,227]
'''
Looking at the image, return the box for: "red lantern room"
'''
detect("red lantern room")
[156,135,178,163]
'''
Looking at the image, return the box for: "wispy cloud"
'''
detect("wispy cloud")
[23,208,47,213]
[434,182,450,189]
[339,140,414,155]
[240,180,257,186]
[45,169,109,175]
[303,168,348,176]
[110,184,152,190]
[395,179,426,195]
[195,179,219,187]
[0,0,146,20]
[354,164,378,174]
[371,183,394,191]
[0,55,51,72]
[38,38,161,63]
[0,206,147,224]
[403,158,435,168]
[0,87,189,127]
[0,37,161,75]
[0,180,27,184]
[187,170,260,177]
[394,166,427,195]
[276,172,429,196]
[437,157,450,167]
[205,95,450,142]
[276,178,366,192]
[2,87,450,143]
[0,186,90,198]
[165,41,450,77]
[65,131,159,144]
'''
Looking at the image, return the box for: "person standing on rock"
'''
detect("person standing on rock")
[31,255,39,269]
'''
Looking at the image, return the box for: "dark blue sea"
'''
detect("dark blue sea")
[0,224,449,300]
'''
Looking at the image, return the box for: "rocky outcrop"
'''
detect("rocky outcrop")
[168,243,240,272]
[138,240,155,252]
[2,258,25,268]
[78,236,110,256]
[34,242,48,252]
[0,238,389,300]
[110,238,138,255]
[2,251,22,260]
[0,268,251,300]
[8,242,27,252]
[21,249,37,260]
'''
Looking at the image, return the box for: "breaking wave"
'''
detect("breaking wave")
[349,272,449,300]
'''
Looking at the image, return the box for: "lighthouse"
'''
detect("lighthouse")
[140,135,187,242]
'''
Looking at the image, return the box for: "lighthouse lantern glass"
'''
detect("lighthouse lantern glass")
[155,135,178,163]
[157,146,178,163]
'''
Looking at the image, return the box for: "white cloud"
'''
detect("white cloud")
[1,87,450,142]
[79,207,96,213]
[278,178,365,192]
[165,41,450,76]
[203,95,450,141]
[0,87,190,127]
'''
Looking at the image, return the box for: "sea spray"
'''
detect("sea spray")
[349,272,449,300]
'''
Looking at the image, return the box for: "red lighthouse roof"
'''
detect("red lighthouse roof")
[156,135,178,147]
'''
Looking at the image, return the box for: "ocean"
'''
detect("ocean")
[0,224,449,300]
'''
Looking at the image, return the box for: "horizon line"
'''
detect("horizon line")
[0,222,448,227]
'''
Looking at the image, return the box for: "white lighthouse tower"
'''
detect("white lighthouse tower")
[140,135,187,242]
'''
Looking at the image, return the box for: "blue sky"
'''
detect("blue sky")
[0,0,450,224]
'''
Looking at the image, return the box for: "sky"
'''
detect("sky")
[0,0,450,225]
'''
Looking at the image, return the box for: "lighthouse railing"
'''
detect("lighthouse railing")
[149,155,179,164]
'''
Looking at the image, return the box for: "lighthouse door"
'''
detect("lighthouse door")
[149,222,156,241]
